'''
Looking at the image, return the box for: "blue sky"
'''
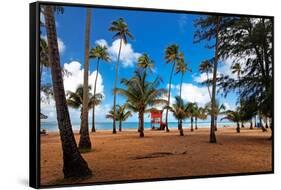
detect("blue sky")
[41,6,238,123]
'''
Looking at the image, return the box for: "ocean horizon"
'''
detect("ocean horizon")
[41,121,237,132]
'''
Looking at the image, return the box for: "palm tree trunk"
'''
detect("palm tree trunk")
[259,114,267,132]
[265,116,269,128]
[195,117,198,130]
[119,120,122,132]
[139,111,144,137]
[206,72,212,100]
[236,122,240,133]
[79,8,92,150]
[250,120,253,129]
[91,58,100,132]
[79,107,83,134]
[214,116,217,131]
[210,16,220,143]
[44,6,92,178]
[179,120,184,136]
[180,73,183,99]
[165,61,176,132]
[190,117,194,132]
[113,39,123,134]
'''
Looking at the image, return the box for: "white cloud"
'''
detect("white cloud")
[41,35,65,54]
[193,72,210,83]
[41,61,105,122]
[178,14,188,32]
[95,39,141,68]
[180,83,210,106]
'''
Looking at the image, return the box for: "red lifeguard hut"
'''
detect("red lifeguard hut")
[150,109,166,130]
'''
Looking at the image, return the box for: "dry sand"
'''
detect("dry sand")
[40,127,272,186]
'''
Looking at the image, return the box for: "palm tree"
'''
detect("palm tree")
[89,44,110,132]
[66,85,103,134]
[164,44,180,132]
[137,53,154,73]
[231,63,244,127]
[43,5,91,178]
[186,102,197,132]
[205,101,226,131]
[109,18,134,134]
[80,8,92,150]
[199,60,213,99]
[116,70,167,137]
[106,104,132,132]
[196,107,208,129]
[176,52,191,99]
[165,96,187,136]
[221,110,241,133]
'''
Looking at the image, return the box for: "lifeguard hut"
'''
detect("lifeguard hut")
[150,109,166,130]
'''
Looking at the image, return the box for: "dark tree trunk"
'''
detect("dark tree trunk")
[119,120,122,132]
[92,59,100,133]
[250,120,253,129]
[179,120,184,136]
[44,6,92,178]
[241,121,245,128]
[190,117,194,132]
[259,115,267,132]
[209,16,221,143]
[79,8,92,150]
[236,122,240,133]
[195,117,198,130]
[214,116,217,131]
[265,117,269,128]
[139,111,144,137]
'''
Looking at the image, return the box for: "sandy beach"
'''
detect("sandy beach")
[40,127,272,186]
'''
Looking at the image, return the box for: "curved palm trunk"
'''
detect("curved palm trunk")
[139,111,144,137]
[91,59,100,133]
[236,122,240,133]
[112,39,123,134]
[190,117,194,132]
[180,73,183,99]
[178,120,184,136]
[79,8,92,149]
[210,16,220,143]
[165,61,176,132]
[44,6,92,178]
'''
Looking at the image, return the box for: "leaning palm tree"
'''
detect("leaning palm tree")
[165,96,188,136]
[137,53,154,73]
[176,52,191,99]
[66,85,103,134]
[116,70,167,137]
[164,44,180,132]
[221,110,241,133]
[80,8,92,150]
[109,18,134,134]
[43,5,91,178]
[186,102,197,132]
[199,59,213,99]
[89,44,110,132]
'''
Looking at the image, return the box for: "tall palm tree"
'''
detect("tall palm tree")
[221,110,241,133]
[199,60,213,99]
[176,52,191,99]
[106,104,132,132]
[116,70,167,137]
[80,8,92,150]
[66,85,103,134]
[89,44,110,132]
[164,44,180,132]
[186,102,197,132]
[165,96,188,136]
[43,5,91,178]
[109,18,134,134]
[231,63,244,127]
[137,53,154,73]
